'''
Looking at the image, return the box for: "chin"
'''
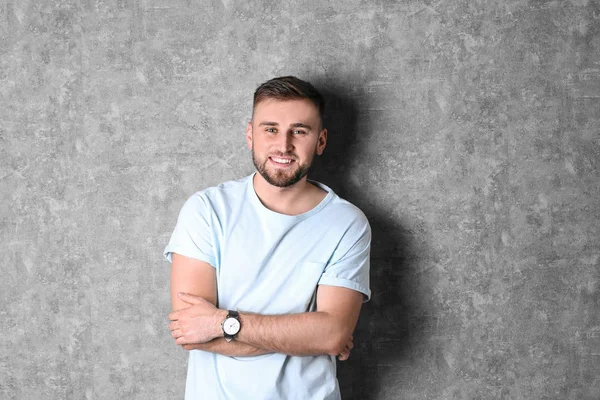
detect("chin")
[261,167,308,188]
[252,151,312,188]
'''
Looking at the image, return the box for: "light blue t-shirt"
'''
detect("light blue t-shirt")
[164,174,371,400]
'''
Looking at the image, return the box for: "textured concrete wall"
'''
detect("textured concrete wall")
[2,1,599,399]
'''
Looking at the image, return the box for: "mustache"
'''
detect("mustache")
[268,153,297,159]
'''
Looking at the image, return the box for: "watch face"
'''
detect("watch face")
[224,317,240,335]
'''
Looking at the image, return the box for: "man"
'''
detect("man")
[164,76,371,399]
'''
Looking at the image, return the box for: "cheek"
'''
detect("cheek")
[251,140,271,156]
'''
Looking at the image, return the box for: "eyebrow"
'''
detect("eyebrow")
[258,121,312,130]
[291,123,312,130]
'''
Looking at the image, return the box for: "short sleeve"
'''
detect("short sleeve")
[163,193,217,267]
[318,213,371,302]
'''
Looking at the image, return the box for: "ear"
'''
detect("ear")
[246,122,253,150]
[316,128,327,155]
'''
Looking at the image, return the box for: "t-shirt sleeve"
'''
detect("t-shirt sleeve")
[318,212,371,302]
[163,193,217,268]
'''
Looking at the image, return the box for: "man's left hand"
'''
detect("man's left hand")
[168,293,226,345]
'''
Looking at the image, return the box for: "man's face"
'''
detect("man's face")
[246,98,327,188]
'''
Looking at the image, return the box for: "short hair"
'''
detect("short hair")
[253,76,325,122]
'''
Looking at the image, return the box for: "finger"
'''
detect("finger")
[171,329,181,339]
[168,311,179,321]
[347,340,354,350]
[178,292,202,305]
[338,349,350,361]
[168,321,178,331]
[176,336,190,346]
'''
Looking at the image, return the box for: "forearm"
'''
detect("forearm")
[183,337,271,357]
[170,288,362,358]
[236,311,349,357]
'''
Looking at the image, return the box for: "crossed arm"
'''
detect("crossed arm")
[168,253,363,359]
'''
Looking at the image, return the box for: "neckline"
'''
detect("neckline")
[247,173,335,220]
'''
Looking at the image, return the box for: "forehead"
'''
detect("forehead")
[252,99,320,123]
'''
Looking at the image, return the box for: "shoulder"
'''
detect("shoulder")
[310,180,370,228]
[329,198,371,243]
[313,186,370,239]
[329,197,369,226]
[181,175,252,214]
[188,175,251,202]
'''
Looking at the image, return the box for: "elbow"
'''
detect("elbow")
[326,345,345,357]
[325,334,350,356]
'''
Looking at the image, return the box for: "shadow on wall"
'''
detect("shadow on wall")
[310,77,428,400]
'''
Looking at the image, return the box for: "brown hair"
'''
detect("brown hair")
[253,76,325,122]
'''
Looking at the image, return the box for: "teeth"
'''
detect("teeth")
[272,157,292,164]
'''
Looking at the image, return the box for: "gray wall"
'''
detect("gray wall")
[2,1,599,399]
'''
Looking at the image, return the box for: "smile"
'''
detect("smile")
[270,157,294,165]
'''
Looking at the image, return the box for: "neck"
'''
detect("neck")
[252,173,326,216]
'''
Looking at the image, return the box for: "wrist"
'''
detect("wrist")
[221,310,242,342]
[215,309,228,339]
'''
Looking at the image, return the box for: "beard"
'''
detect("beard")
[252,149,315,188]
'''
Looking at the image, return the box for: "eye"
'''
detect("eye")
[292,130,307,135]
[265,127,277,134]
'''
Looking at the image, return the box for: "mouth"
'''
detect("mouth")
[269,156,295,166]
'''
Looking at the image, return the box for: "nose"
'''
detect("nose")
[275,131,294,154]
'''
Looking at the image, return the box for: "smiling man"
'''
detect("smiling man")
[164,76,371,400]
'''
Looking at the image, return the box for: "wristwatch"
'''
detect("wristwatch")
[222,310,241,342]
